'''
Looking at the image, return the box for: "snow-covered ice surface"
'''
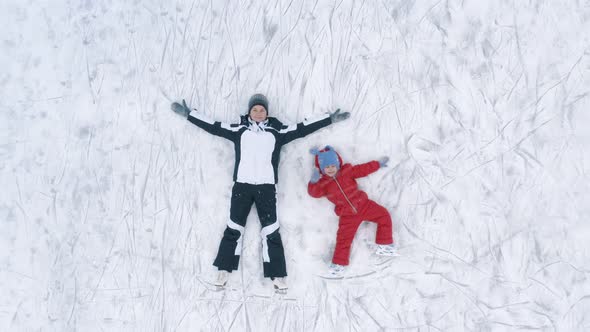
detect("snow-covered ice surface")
[2,0,590,331]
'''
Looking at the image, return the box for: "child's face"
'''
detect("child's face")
[323,165,338,177]
[249,105,267,122]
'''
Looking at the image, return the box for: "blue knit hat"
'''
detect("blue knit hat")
[310,146,342,174]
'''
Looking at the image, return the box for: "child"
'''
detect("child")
[171,95,350,292]
[308,146,396,277]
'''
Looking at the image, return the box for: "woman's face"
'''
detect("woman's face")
[323,165,338,177]
[249,105,267,122]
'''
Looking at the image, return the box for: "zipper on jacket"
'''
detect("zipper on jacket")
[333,178,358,214]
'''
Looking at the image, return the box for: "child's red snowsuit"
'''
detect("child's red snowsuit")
[308,161,394,265]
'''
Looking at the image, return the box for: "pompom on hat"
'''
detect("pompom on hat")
[310,146,343,174]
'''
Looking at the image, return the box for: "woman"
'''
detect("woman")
[171,94,350,292]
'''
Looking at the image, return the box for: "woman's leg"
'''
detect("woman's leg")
[213,183,253,272]
[253,184,287,278]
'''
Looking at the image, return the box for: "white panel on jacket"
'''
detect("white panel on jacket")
[237,130,276,184]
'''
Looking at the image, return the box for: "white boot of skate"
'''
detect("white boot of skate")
[326,263,346,278]
[214,270,229,290]
[375,244,399,257]
[272,277,288,294]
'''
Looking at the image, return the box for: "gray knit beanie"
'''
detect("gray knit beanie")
[248,94,269,113]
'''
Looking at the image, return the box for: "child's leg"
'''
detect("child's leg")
[253,184,287,279]
[213,183,253,272]
[363,200,394,245]
[332,216,363,266]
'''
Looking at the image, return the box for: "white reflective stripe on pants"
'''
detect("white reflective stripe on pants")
[227,220,245,255]
[260,222,280,262]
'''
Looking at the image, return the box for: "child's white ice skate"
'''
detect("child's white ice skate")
[326,263,346,279]
[214,270,229,290]
[375,244,399,257]
[272,277,288,294]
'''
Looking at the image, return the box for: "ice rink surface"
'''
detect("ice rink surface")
[1,1,590,331]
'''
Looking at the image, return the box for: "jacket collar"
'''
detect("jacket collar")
[248,118,269,132]
[240,115,285,131]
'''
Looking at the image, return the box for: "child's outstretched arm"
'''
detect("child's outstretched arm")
[171,100,240,141]
[307,168,326,198]
[351,159,383,179]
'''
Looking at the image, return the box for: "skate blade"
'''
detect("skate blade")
[316,273,344,280]
[317,270,376,280]
[274,286,288,295]
[210,280,227,291]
